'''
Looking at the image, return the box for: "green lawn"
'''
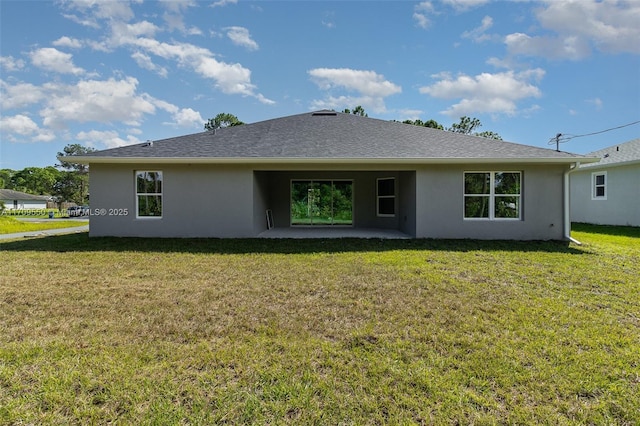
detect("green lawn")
[0,216,87,235]
[1,225,638,424]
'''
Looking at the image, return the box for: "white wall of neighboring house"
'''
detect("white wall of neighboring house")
[1,199,48,210]
[571,163,640,227]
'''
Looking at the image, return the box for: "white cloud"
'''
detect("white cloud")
[309,95,388,114]
[107,21,160,48]
[441,0,490,12]
[159,0,201,34]
[0,114,39,135]
[131,38,273,103]
[159,0,196,13]
[211,0,237,7]
[586,97,603,110]
[61,0,135,23]
[225,26,259,51]
[505,32,591,60]
[419,69,545,117]
[1,75,203,144]
[0,114,55,142]
[308,68,401,113]
[131,51,168,77]
[150,98,204,128]
[309,68,401,97]
[536,0,640,55]
[397,109,426,121]
[62,13,101,29]
[59,0,137,32]
[321,11,336,29]
[1,81,45,110]
[59,1,270,103]
[76,130,142,149]
[30,47,85,75]
[485,56,516,69]
[172,108,203,128]
[322,20,335,29]
[505,0,640,60]
[461,15,493,42]
[40,77,156,129]
[413,2,434,29]
[0,56,25,72]
[52,36,83,48]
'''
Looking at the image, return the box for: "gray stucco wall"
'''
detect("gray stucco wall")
[570,164,640,227]
[415,164,567,240]
[89,164,255,237]
[399,171,417,236]
[88,163,569,239]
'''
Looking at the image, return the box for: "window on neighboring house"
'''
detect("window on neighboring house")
[377,177,395,217]
[592,172,607,200]
[464,171,521,220]
[136,171,163,218]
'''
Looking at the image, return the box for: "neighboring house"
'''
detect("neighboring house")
[0,189,51,210]
[67,111,598,240]
[570,138,640,227]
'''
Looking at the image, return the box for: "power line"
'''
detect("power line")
[548,119,640,151]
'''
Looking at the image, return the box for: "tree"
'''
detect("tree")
[204,113,244,131]
[448,116,502,140]
[12,166,61,195]
[342,106,368,117]
[448,116,482,134]
[57,144,96,204]
[475,131,503,141]
[0,169,12,189]
[57,144,95,174]
[402,119,444,130]
[53,171,85,205]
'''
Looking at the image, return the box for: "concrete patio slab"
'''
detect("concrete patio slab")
[258,227,411,239]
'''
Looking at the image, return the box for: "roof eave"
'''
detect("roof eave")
[578,159,640,170]
[67,156,600,165]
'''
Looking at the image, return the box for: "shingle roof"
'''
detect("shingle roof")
[578,138,640,169]
[73,111,594,164]
[0,189,51,201]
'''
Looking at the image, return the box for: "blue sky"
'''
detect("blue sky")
[1,0,639,170]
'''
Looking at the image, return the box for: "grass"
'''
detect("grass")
[0,216,87,235]
[0,225,638,424]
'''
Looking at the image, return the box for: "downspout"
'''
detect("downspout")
[564,161,581,245]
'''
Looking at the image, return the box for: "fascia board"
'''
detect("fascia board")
[578,159,640,170]
[66,156,601,165]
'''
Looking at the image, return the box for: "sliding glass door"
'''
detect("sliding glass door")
[291,180,353,226]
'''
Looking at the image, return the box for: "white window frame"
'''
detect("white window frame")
[135,171,163,219]
[464,171,521,220]
[376,177,396,217]
[591,171,607,200]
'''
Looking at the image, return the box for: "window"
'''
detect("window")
[464,172,521,220]
[377,177,395,217]
[592,172,607,200]
[136,171,162,218]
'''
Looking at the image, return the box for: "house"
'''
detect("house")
[0,189,51,210]
[570,138,640,227]
[67,111,598,240]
